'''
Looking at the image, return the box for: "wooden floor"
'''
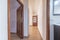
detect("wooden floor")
[11,26,43,40]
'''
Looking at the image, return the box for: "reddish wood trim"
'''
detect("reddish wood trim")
[17,0,23,6]
[8,0,10,40]
[17,5,24,38]
[17,0,24,39]
[46,0,50,40]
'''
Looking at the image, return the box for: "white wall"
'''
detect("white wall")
[24,0,29,36]
[42,0,47,40]
[29,7,33,25]
[0,0,8,40]
[37,0,47,40]
[53,0,60,24]
[28,0,33,25]
[37,0,43,38]
[10,0,20,33]
[50,0,60,40]
[28,0,38,25]
[50,0,54,40]
[28,0,36,25]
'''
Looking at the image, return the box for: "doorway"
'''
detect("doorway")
[8,0,50,40]
[8,0,24,40]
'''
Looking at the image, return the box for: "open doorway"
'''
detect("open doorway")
[8,0,50,40]
[28,0,38,27]
[8,0,24,40]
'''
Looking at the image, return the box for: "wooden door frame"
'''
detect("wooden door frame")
[46,0,50,40]
[8,0,50,40]
[8,0,10,40]
[8,0,24,40]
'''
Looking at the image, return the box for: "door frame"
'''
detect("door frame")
[46,0,50,40]
[8,0,50,40]
[8,0,10,40]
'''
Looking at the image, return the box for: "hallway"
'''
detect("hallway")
[11,26,42,40]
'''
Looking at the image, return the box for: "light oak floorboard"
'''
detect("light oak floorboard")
[11,26,43,40]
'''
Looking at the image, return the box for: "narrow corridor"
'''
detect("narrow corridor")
[11,26,42,40]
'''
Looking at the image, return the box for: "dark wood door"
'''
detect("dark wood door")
[17,5,23,39]
[32,16,38,26]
